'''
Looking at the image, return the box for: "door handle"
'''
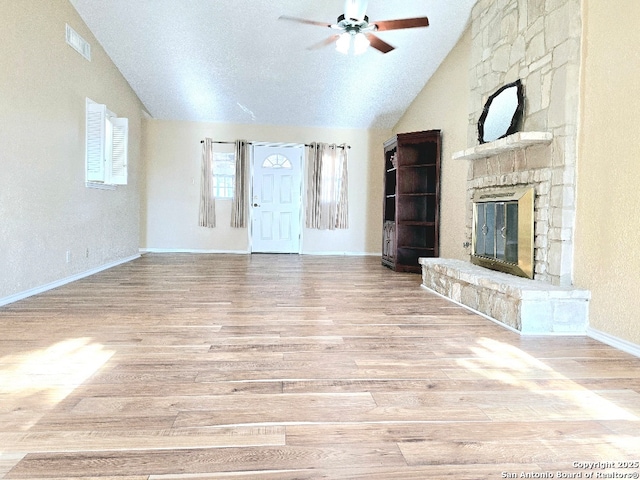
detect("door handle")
[253,203,260,207]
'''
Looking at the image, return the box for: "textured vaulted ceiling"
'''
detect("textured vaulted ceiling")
[69,0,476,129]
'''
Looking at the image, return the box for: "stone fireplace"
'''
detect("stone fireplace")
[419,0,590,334]
[463,135,568,286]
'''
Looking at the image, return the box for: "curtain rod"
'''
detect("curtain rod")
[200,140,246,145]
[200,140,350,149]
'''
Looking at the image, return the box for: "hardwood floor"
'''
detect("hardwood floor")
[1,253,639,479]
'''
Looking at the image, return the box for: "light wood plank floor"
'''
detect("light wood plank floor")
[1,253,639,479]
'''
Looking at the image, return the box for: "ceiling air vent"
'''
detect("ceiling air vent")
[65,24,91,61]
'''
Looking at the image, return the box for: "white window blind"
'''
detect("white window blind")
[86,102,106,183]
[109,116,128,185]
[85,98,128,187]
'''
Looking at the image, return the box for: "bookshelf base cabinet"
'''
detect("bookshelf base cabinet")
[382,130,441,273]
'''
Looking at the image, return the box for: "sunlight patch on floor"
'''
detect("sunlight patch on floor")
[458,337,640,422]
[0,337,115,433]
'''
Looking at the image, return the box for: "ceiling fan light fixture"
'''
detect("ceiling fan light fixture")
[335,30,369,55]
[353,32,370,55]
[335,32,351,54]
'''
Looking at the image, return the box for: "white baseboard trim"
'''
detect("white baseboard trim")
[587,327,640,358]
[301,251,380,257]
[140,248,379,256]
[140,248,250,254]
[0,254,141,308]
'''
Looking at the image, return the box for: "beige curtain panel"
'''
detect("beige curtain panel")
[198,138,216,228]
[306,143,322,229]
[305,142,349,230]
[231,140,249,228]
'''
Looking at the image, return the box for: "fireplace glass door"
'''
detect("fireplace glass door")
[475,201,518,264]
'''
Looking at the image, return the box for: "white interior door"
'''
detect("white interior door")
[251,145,303,253]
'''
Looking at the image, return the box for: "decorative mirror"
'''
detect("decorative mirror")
[478,80,524,144]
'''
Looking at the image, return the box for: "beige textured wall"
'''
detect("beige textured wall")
[575,1,640,345]
[142,119,389,255]
[0,0,145,299]
[393,28,471,261]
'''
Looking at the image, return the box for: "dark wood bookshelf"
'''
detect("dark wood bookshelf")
[382,130,441,273]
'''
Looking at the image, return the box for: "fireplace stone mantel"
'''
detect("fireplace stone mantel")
[419,258,590,335]
[452,132,553,161]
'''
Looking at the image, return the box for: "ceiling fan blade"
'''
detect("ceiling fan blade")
[374,17,430,31]
[365,33,395,54]
[308,34,341,50]
[344,0,368,20]
[278,15,331,28]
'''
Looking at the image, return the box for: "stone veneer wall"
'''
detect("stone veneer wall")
[465,0,581,286]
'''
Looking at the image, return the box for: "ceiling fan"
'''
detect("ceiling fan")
[279,0,429,55]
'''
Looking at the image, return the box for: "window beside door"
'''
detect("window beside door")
[212,151,235,199]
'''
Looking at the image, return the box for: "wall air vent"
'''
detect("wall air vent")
[65,24,91,61]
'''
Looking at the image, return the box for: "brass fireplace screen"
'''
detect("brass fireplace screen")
[471,186,534,279]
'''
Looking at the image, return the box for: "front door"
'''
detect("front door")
[251,145,303,253]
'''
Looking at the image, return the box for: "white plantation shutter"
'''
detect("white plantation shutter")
[85,98,128,186]
[109,117,128,185]
[86,101,106,182]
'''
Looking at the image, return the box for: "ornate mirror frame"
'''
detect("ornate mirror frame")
[477,79,525,144]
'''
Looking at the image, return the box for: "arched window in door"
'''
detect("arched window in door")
[262,154,292,169]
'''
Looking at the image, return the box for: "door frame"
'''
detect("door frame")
[249,142,305,254]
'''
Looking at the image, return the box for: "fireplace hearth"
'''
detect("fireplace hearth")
[419,257,590,334]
